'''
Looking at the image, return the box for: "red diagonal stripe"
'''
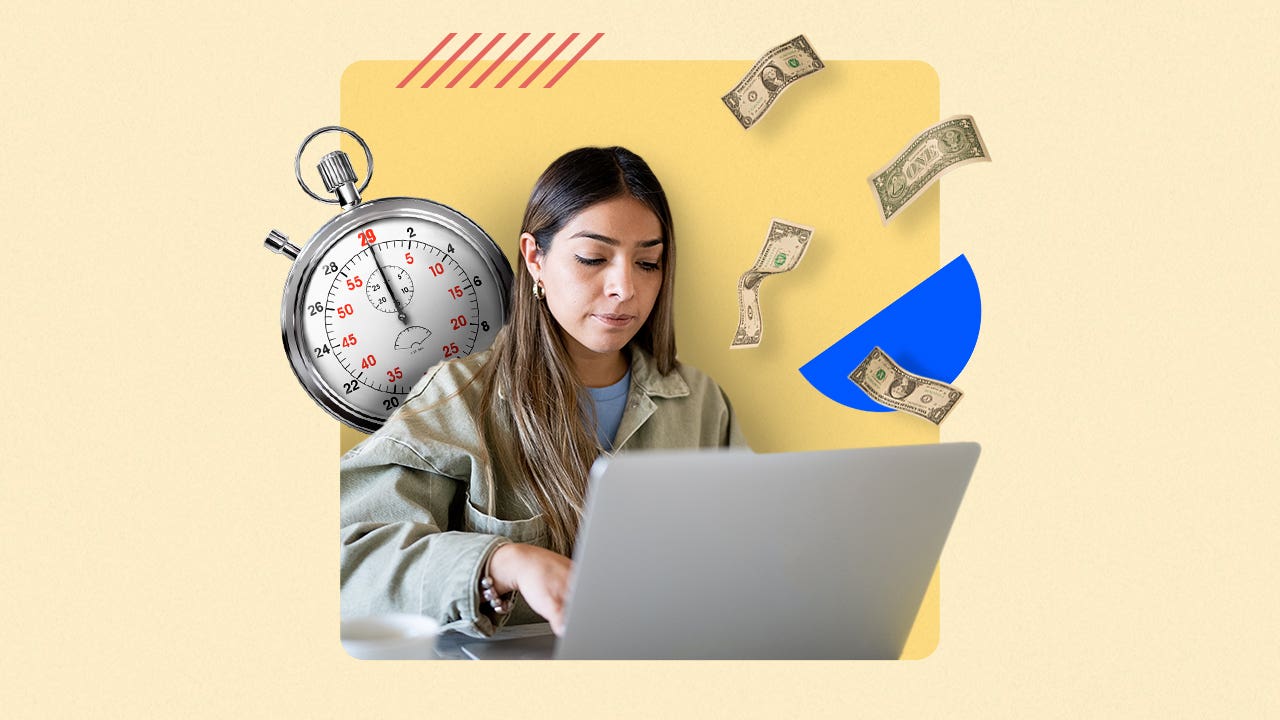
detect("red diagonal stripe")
[543,32,603,88]
[397,33,456,88]
[470,32,529,88]
[519,32,578,89]
[422,32,482,88]
[446,33,506,88]
[495,32,554,89]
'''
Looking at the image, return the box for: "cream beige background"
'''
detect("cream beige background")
[2,1,1277,717]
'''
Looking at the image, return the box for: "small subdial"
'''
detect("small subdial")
[364,266,414,313]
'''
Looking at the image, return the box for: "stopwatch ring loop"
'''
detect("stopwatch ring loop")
[293,126,374,205]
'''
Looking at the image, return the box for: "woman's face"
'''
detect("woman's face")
[522,194,665,360]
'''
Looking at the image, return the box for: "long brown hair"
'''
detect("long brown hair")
[478,146,678,555]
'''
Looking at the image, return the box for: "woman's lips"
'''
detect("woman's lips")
[592,313,634,328]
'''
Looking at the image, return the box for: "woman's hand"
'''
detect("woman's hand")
[487,543,574,635]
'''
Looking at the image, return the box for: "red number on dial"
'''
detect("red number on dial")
[360,354,377,369]
[442,343,460,358]
[428,262,445,277]
[336,304,354,319]
[449,315,468,330]
[358,229,377,246]
[448,285,463,299]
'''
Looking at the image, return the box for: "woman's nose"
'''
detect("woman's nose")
[605,263,636,300]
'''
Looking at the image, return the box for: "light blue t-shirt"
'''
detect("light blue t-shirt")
[582,369,631,452]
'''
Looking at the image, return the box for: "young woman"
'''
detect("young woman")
[340,146,747,638]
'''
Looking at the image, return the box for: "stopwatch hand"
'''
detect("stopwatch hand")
[369,243,409,325]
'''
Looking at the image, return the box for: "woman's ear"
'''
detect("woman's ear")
[519,233,542,278]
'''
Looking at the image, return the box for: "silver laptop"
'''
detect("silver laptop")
[460,441,979,660]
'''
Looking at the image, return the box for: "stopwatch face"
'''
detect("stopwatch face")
[281,197,512,433]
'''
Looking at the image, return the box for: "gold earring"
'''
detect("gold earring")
[532,280,545,301]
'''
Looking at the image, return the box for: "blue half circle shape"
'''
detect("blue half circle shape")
[799,254,982,411]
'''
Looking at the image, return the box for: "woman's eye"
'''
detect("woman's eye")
[574,256,606,266]
[638,261,661,272]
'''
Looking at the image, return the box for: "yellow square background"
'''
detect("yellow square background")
[338,59,942,657]
[1,1,1277,717]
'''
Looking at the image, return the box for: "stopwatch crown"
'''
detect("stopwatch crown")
[317,151,362,209]
[263,229,300,260]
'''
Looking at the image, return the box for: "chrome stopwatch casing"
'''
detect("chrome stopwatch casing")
[265,127,512,433]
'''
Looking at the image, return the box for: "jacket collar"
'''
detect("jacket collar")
[491,343,688,399]
[627,343,689,399]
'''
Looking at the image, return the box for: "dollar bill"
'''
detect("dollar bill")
[730,219,815,349]
[849,347,963,425]
[868,115,990,224]
[721,35,824,129]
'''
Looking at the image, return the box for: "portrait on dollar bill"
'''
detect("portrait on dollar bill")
[888,376,918,400]
[760,64,785,93]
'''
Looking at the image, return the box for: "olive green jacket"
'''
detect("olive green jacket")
[340,344,748,637]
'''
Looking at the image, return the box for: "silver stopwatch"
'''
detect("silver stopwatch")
[264,126,512,433]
